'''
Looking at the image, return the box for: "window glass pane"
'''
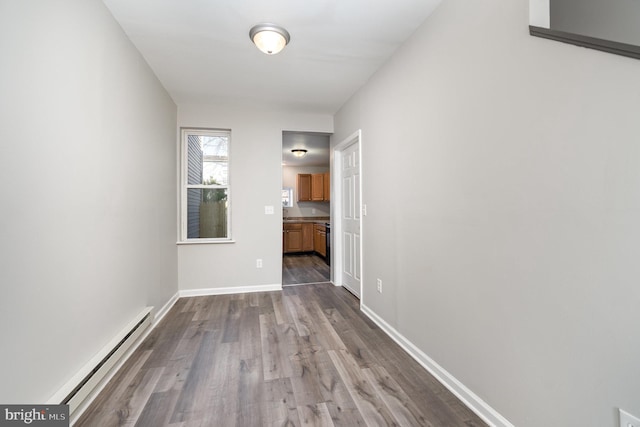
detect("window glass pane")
[203,160,228,185]
[187,134,229,185]
[187,188,228,239]
[282,188,293,207]
[187,135,203,185]
[202,136,228,157]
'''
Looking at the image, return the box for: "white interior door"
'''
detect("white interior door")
[340,140,361,297]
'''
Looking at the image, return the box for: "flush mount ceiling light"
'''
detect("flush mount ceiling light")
[249,23,290,55]
[291,149,307,158]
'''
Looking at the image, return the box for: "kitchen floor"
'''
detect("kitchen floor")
[282,253,330,286]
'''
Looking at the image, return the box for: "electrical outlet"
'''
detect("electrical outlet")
[264,205,274,214]
[256,259,263,268]
[376,278,382,293]
[620,409,640,427]
[362,204,368,216]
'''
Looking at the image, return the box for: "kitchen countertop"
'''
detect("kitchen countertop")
[283,220,329,224]
[283,217,330,224]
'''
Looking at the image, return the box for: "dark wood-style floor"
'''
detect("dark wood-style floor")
[282,254,330,286]
[76,284,487,427]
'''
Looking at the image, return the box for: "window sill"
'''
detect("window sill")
[176,239,236,245]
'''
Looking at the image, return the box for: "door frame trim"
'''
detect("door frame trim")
[332,130,363,301]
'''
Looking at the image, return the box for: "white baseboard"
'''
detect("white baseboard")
[153,291,179,326]
[179,283,282,297]
[360,304,514,427]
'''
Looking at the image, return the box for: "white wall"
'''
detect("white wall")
[0,0,177,403]
[178,104,332,291]
[283,165,330,218]
[333,0,640,426]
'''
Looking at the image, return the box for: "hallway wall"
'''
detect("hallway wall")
[177,103,332,292]
[0,0,178,403]
[333,0,640,425]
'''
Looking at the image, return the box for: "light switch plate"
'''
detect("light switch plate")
[264,205,274,214]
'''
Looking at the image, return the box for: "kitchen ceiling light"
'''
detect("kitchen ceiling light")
[249,24,290,55]
[291,149,307,158]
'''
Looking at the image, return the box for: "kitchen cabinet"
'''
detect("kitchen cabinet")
[297,173,330,202]
[301,223,314,251]
[283,223,302,252]
[297,174,312,201]
[311,174,324,201]
[283,222,313,253]
[314,223,327,257]
[323,172,330,201]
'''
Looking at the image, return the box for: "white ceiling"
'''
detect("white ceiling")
[282,131,330,167]
[102,0,440,114]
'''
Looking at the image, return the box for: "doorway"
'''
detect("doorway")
[281,131,332,286]
[333,130,362,298]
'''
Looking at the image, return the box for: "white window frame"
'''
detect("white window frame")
[179,127,233,244]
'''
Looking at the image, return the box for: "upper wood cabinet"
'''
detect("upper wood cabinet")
[323,172,330,201]
[297,174,312,201]
[297,172,330,202]
[311,174,324,201]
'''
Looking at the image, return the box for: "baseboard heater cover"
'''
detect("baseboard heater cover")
[48,307,153,416]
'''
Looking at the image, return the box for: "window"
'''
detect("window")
[282,187,293,207]
[180,128,231,242]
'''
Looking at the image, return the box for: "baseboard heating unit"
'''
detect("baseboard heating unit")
[48,307,153,418]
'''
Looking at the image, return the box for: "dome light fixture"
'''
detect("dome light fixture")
[291,149,307,158]
[249,23,290,55]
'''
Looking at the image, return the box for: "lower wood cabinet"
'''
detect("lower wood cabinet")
[301,223,314,252]
[283,222,314,253]
[283,223,302,253]
[314,223,326,257]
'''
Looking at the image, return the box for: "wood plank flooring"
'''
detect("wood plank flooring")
[75,284,487,427]
[282,254,330,286]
